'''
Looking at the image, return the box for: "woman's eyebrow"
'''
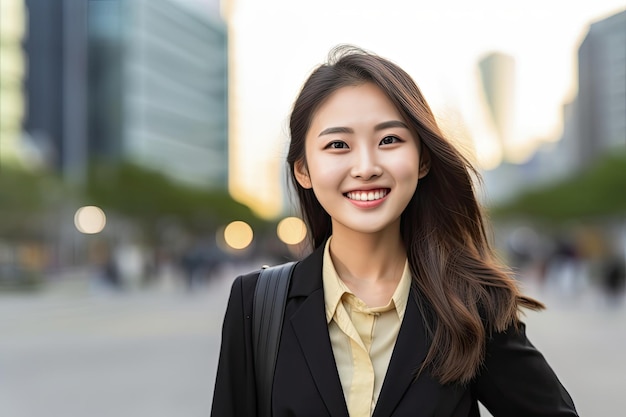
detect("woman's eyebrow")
[318,126,353,137]
[374,120,409,131]
[318,120,408,137]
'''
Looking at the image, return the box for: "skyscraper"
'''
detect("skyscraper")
[22,0,229,189]
[0,0,26,166]
[22,0,89,183]
[478,52,516,161]
[90,0,229,189]
[577,9,626,164]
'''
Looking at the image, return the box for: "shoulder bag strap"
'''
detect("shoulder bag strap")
[253,261,297,417]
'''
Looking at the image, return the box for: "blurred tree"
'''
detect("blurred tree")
[0,162,266,241]
[490,152,626,221]
[85,162,266,240]
[0,166,68,239]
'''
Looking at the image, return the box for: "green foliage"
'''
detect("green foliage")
[0,165,68,238]
[0,162,264,240]
[0,166,47,211]
[85,162,263,232]
[491,152,626,221]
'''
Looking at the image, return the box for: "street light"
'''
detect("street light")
[74,206,106,234]
[223,220,253,250]
[276,217,307,245]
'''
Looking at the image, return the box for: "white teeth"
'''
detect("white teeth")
[347,189,388,201]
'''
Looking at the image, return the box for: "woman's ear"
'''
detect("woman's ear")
[294,159,312,189]
[418,146,431,179]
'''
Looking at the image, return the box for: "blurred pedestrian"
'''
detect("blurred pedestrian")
[211,46,578,416]
[88,240,122,292]
[602,255,626,307]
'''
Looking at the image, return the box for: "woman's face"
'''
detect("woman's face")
[295,82,429,237]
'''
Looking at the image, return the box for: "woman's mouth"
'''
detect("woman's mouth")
[344,188,390,201]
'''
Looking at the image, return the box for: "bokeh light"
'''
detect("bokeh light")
[223,220,253,250]
[276,216,307,245]
[74,206,106,234]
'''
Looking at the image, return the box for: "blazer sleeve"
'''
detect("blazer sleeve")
[210,275,258,417]
[472,322,579,417]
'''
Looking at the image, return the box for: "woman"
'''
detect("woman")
[211,46,578,417]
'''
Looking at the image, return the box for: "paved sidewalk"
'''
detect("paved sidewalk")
[0,270,624,417]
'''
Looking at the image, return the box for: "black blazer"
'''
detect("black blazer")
[211,245,578,417]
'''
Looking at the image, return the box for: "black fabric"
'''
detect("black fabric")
[211,245,579,417]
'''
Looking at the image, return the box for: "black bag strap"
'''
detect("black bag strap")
[253,261,297,417]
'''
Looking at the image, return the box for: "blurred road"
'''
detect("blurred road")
[0,269,624,417]
[0,266,238,417]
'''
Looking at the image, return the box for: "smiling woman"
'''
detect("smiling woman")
[293,82,428,236]
[211,46,579,417]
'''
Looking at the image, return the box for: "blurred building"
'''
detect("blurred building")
[478,52,516,160]
[0,0,26,166]
[93,0,229,188]
[483,9,626,205]
[23,0,228,189]
[535,9,626,182]
[531,9,626,181]
[477,52,521,204]
[510,99,582,191]
[22,0,88,182]
[576,9,626,165]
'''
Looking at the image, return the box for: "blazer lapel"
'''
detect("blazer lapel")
[288,246,350,417]
[287,247,445,417]
[372,292,443,417]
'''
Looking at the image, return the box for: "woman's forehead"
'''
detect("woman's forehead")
[307,83,406,132]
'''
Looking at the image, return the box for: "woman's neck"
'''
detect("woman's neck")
[328,222,406,285]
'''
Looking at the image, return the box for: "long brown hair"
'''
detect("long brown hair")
[286,46,543,385]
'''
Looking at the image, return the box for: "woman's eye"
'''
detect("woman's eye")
[326,141,348,149]
[380,135,401,145]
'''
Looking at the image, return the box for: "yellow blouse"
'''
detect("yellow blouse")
[322,238,411,417]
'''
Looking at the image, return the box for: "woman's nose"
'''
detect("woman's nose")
[350,148,383,180]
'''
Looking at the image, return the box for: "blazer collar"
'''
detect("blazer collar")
[289,243,325,297]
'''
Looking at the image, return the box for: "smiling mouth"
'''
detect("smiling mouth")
[344,188,390,201]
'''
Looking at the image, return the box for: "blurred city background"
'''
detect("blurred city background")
[0,0,625,416]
